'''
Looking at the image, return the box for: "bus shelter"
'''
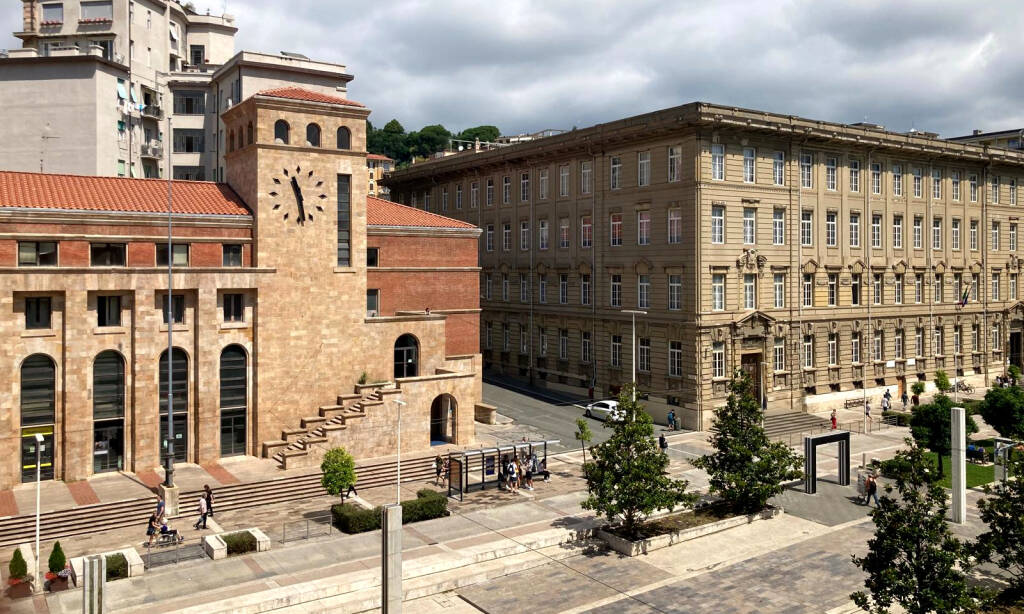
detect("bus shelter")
[448,439,559,501]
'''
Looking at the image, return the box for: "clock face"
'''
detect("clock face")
[269,165,328,225]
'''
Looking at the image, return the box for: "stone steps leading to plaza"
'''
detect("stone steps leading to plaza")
[762,412,830,439]
[0,455,437,549]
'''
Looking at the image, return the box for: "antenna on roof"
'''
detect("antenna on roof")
[40,123,60,174]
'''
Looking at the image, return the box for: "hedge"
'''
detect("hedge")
[105,553,128,581]
[332,489,448,534]
[222,531,258,555]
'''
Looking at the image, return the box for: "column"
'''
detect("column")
[951,406,966,524]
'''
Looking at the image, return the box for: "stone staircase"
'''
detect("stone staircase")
[762,411,830,440]
[261,384,402,470]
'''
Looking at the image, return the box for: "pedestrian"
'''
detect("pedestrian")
[507,457,519,493]
[193,495,208,530]
[203,484,215,517]
[441,457,450,488]
[883,388,892,402]
[865,474,879,507]
[667,409,676,431]
[864,400,871,422]
[155,495,165,519]
[658,433,669,455]
[901,390,909,409]
[146,512,159,546]
[160,517,184,543]
[515,456,525,491]
[830,409,838,430]
[881,396,890,412]
[434,454,444,486]
[536,457,551,481]
[524,458,534,491]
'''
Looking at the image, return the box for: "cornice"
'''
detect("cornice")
[0,208,252,228]
[367,226,481,238]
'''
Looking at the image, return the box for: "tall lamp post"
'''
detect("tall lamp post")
[393,399,406,504]
[34,433,43,593]
[621,310,647,402]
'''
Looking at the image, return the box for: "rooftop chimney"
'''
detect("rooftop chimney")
[973,129,983,135]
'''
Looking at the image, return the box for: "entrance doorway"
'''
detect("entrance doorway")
[1011,331,1023,370]
[93,420,123,473]
[897,376,906,400]
[741,353,763,405]
[21,428,53,483]
[394,334,419,379]
[430,394,456,445]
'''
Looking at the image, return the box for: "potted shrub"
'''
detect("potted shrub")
[911,381,926,406]
[44,541,66,590]
[7,549,27,585]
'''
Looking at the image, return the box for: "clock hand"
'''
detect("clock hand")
[290,176,306,221]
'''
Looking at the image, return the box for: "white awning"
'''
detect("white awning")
[169,26,178,41]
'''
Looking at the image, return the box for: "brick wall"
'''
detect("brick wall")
[191,243,222,267]
[60,241,89,266]
[367,270,478,315]
[0,240,15,267]
[128,242,154,267]
[370,235,477,268]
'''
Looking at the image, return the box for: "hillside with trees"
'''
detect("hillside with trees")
[367,120,500,166]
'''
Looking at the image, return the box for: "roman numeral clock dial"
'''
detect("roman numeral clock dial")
[269,166,328,225]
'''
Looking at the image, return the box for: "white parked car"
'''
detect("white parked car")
[583,400,624,421]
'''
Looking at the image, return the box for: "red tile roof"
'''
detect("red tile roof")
[257,87,365,108]
[0,171,251,216]
[367,153,393,161]
[367,196,477,230]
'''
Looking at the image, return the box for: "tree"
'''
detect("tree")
[368,119,411,164]
[409,124,452,159]
[574,418,593,464]
[692,371,803,514]
[456,125,501,144]
[975,452,1024,602]
[47,541,65,574]
[934,369,952,393]
[581,383,697,537]
[321,447,358,502]
[9,548,27,580]
[851,441,982,614]
[978,385,1024,440]
[1009,364,1022,384]
[909,393,978,478]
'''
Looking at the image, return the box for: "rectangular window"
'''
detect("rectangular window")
[993,221,1001,251]
[893,164,903,196]
[162,294,185,325]
[521,325,529,355]
[582,332,591,363]
[952,170,961,201]
[893,215,903,249]
[521,276,528,303]
[638,151,651,187]
[17,241,57,266]
[559,165,569,197]
[917,328,926,356]
[638,275,650,309]
[743,147,756,183]
[1012,223,1017,251]
[1012,274,1018,301]
[827,273,837,306]
[711,144,725,181]
[711,206,725,244]
[829,333,838,366]
[485,323,492,350]
[559,274,568,305]
[800,153,813,188]
[222,244,242,267]
[441,187,449,211]
[538,275,546,303]
[935,274,943,303]
[503,224,512,251]
[503,324,511,352]
[90,243,125,267]
[611,335,621,367]
[971,220,979,250]
[993,273,1001,301]
[871,163,882,194]
[337,174,351,266]
[456,184,464,208]
[744,208,757,245]
[895,331,904,359]
[744,274,756,309]
[712,343,725,378]
[173,91,205,115]
[669,275,681,310]
[852,333,861,363]
[668,208,681,244]
[825,156,837,190]
[932,218,942,250]
[638,338,651,372]
[852,274,862,306]
[970,174,979,202]
[484,274,492,300]
[952,218,961,251]
[485,225,494,252]
[486,179,494,206]
[581,161,592,194]
[872,214,882,248]
[936,327,946,356]
[25,297,51,330]
[502,274,509,301]
[826,211,837,247]
[471,182,479,208]
[801,211,813,246]
[915,274,923,303]
[803,274,813,307]
[773,152,785,186]
[932,169,942,199]
[954,273,962,304]
[156,243,189,267]
[874,330,884,362]
[849,159,860,192]
[773,209,785,245]
[774,338,786,371]
[712,274,725,311]
[1012,179,1018,206]
[954,326,963,354]
[803,335,814,368]
[539,220,549,250]
[637,211,651,245]
[559,219,570,248]
[172,129,204,153]
[849,213,860,248]
[913,216,923,249]
[913,167,923,198]
[520,172,530,202]
[873,273,883,305]
[223,293,244,323]
[520,221,530,251]
[610,274,622,307]
[580,216,592,248]
[669,341,683,377]
[992,176,1000,204]
[502,176,511,204]
[42,3,63,23]
[895,274,903,304]
[580,274,590,305]
[610,157,622,189]
[774,273,785,308]
[668,146,682,182]
[538,169,548,199]
[82,1,112,19]
[538,328,547,356]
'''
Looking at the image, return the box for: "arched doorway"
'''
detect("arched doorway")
[159,348,189,462]
[93,350,125,473]
[21,354,55,482]
[430,394,457,445]
[394,334,418,379]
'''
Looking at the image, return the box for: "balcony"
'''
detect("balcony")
[141,105,164,120]
[141,141,163,159]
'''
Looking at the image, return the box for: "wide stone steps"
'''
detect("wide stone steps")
[763,412,830,439]
[0,455,437,549]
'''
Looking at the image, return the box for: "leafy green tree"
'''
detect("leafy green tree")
[456,125,501,144]
[9,548,27,579]
[934,370,952,393]
[851,441,982,614]
[574,417,593,464]
[367,119,411,164]
[910,394,978,478]
[409,124,452,159]
[47,541,65,574]
[321,447,358,502]
[975,452,1024,602]
[1008,364,1022,384]
[978,385,1024,440]
[581,383,697,537]
[911,380,926,396]
[692,371,803,514]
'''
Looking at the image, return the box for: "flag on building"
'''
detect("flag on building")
[960,282,972,307]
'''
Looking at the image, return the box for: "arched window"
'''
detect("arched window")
[274,119,289,144]
[220,345,247,456]
[21,354,55,426]
[93,351,125,473]
[159,348,188,462]
[306,123,321,147]
[430,394,457,444]
[394,334,419,379]
[246,121,254,145]
[336,126,351,150]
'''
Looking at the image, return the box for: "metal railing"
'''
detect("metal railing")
[143,537,204,569]
[141,141,163,158]
[280,511,333,543]
[775,417,899,448]
[141,104,164,119]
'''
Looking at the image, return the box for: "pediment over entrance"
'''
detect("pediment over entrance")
[634,258,653,275]
[970,261,982,274]
[732,310,775,338]
[892,260,908,274]
[536,262,549,275]
[1007,301,1024,318]
[577,260,592,275]
[934,261,947,274]
[849,259,866,274]
[802,259,819,274]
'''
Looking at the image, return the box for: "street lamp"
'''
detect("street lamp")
[621,310,647,403]
[34,432,43,592]
[393,399,406,504]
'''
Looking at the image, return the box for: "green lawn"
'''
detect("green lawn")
[922,451,994,489]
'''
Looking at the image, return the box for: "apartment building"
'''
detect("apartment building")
[368,153,393,198]
[386,102,1024,430]
[0,87,482,489]
[948,128,1024,152]
[1,0,352,182]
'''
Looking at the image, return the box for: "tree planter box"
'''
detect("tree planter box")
[69,547,143,582]
[596,506,783,557]
[203,528,271,560]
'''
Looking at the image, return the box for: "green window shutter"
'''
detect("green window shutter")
[129,163,138,178]
[117,160,125,177]
[130,86,138,103]
[117,120,125,132]
[116,80,127,100]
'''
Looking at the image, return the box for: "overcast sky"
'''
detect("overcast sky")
[5,1,1023,138]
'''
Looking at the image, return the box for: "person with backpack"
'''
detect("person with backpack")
[203,484,215,517]
[658,433,669,455]
[507,457,519,493]
[666,409,676,431]
[864,474,879,507]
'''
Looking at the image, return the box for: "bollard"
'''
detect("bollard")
[381,504,402,613]
[951,407,966,524]
[83,554,106,614]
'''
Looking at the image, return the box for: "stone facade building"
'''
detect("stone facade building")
[367,153,393,198]
[0,87,481,489]
[386,102,1024,430]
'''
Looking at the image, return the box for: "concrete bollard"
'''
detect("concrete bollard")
[381,504,402,613]
[83,554,106,614]
[951,406,966,524]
